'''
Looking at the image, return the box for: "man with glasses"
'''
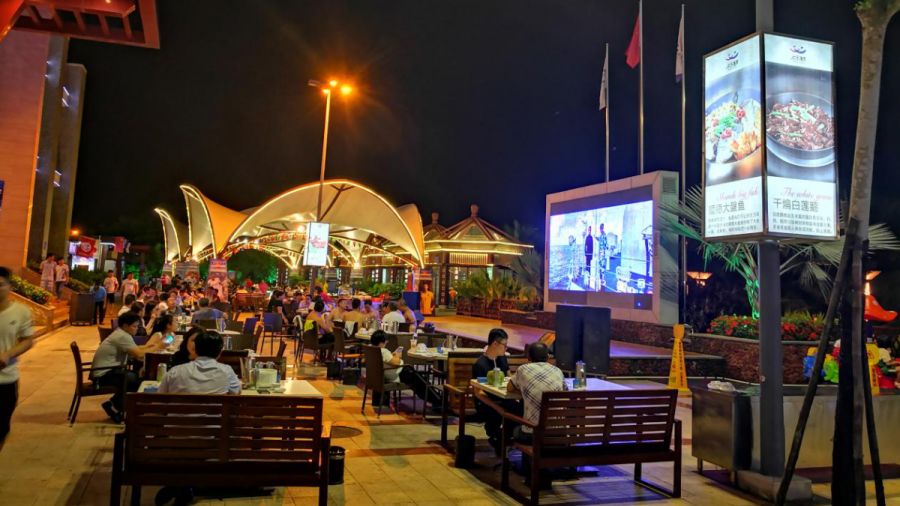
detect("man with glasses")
[472,328,516,455]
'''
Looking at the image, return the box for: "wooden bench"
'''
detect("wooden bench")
[111,393,330,506]
[501,389,680,505]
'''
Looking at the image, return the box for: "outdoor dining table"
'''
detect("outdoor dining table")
[138,378,323,398]
[470,376,667,400]
[407,347,485,361]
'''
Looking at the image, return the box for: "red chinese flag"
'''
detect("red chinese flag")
[114,236,125,253]
[76,236,97,258]
[625,14,641,69]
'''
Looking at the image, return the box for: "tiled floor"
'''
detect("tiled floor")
[0,324,897,505]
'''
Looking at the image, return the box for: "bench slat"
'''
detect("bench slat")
[227,438,318,450]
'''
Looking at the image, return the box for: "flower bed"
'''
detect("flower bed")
[10,274,51,305]
[456,297,518,319]
[708,312,825,341]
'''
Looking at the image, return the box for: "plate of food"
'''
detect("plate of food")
[766,92,835,169]
[705,91,763,184]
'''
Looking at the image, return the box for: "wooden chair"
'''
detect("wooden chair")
[67,341,124,425]
[261,312,292,354]
[194,319,218,330]
[98,326,114,343]
[333,329,361,367]
[398,322,411,333]
[224,319,243,333]
[112,394,330,506]
[440,355,527,448]
[218,350,250,376]
[361,345,410,417]
[500,389,681,505]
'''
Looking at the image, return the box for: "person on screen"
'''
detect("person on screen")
[598,223,608,275]
[584,225,594,282]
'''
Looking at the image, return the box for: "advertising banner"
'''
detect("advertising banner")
[175,260,200,285]
[303,222,330,267]
[763,33,837,238]
[207,258,228,301]
[703,35,764,239]
[702,33,837,241]
[76,236,97,258]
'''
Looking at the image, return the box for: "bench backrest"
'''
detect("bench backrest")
[124,393,325,469]
[538,389,677,449]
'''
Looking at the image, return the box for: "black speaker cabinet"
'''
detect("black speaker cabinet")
[554,304,583,372]
[581,306,612,375]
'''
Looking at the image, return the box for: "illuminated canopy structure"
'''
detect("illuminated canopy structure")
[155,180,426,270]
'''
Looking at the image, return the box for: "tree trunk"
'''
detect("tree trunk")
[833,3,897,503]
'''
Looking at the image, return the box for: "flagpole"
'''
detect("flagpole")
[638,0,644,175]
[679,3,688,323]
[605,43,610,183]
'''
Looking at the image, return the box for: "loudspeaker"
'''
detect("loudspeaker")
[582,307,612,375]
[554,305,583,371]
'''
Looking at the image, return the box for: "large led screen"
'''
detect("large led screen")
[303,222,330,267]
[703,34,764,239]
[548,200,654,295]
[763,33,837,238]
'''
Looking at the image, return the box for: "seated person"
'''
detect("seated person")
[190,297,223,324]
[169,326,204,367]
[341,298,365,332]
[367,331,442,409]
[159,330,241,394]
[266,290,289,326]
[382,301,406,327]
[91,312,165,422]
[472,328,519,453]
[397,299,416,325]
[508,342,565,444]
[361,299,378,323]
[304,300,335,360]
[117,294,137,317]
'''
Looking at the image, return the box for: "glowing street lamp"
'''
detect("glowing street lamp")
[307,78,354,221]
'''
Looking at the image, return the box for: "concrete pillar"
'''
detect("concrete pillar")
[0,31,51,269]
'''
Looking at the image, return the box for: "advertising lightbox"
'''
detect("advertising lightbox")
[303,222,330,267]
[702,33,838,241]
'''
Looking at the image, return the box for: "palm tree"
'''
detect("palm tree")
[661,186,900,319]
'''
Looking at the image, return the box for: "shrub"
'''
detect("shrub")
[10,275,52,305]
[708,311,827,341]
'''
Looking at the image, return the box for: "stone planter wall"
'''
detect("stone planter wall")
[457,298,518,319]
[689,333,813,384]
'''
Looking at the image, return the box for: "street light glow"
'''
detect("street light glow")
[328,79,339,87]
[322,88,331,95]
[340,85,353,95]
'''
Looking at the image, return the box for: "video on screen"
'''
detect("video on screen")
[548,200,654,294]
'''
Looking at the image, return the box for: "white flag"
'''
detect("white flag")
[675,7,684,82]
[599,47,609,110]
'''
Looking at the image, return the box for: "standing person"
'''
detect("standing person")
[584,225,594,280]
[39,253,56,293]
[91,281,107,325]
[597,223,608,280]
[420,283,434,316]
[91,312,164,422]
[103,271,119,314]
[0,267,35,450]
[121,272,139,301]
[54,257,69,299]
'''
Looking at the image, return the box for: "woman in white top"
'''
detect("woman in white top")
[148,314,176,347]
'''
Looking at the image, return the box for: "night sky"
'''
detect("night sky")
[67,0,900,246]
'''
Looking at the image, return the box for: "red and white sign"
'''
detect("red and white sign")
[76,236,97,258]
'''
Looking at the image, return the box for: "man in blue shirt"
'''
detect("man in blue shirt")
[190,298,224,325]
[158,330,240,394]
[91,281,107,325]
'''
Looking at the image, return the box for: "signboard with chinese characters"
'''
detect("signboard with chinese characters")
[703,35,764,239]
[763,34,837,238]
[303,222,330,267]
[703,33,837,241]
[207,258,229,301]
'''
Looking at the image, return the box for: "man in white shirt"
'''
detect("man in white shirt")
[91,312,164,422]
[54,258,69,299]
[121,272,139,300]
[0,267,35,450]
[103,271,119,309]
[117,295,137,317]
[382,301,406,327]
[159,330,240,394]
[39,254,56,293]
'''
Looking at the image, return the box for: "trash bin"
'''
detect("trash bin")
[326,361,342,380]
[454,435,475,468]
[328,446,345,484]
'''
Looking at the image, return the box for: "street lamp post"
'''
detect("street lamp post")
[308,79,353,222]
[307,79,352,293]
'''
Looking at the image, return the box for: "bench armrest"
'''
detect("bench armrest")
[502,411,535,429]
[321,422,332,440]
[443,384,471,396]
[473,389,513,418]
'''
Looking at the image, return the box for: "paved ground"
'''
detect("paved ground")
[0,324,896,505]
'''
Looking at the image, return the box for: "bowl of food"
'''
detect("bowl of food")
[765,92,835,168]
[704,91,763,184]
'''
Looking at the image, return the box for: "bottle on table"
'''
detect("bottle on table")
[156,363,168,382]
[575,360,586,389]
